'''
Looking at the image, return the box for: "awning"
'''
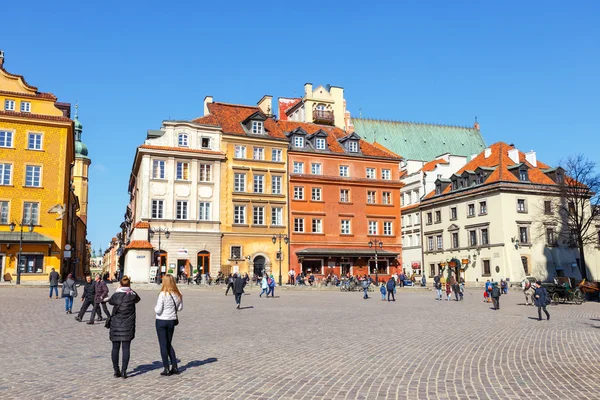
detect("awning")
[296,248,399,258]
[0,231,55,244]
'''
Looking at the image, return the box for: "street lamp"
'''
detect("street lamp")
[149,227,170,277]
[9,219,35,285]
[368,239,383,285]
[272,233,289,286]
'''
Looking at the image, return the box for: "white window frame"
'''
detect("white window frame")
[293,162,304,174]
[178,133,189,147]
[367,191,376,204]
[253,147,264,160]
[311,163,322,175]
[271,207,283,226]
[253,206,265,225]
[253,175,264,193]
[383,221,393,236]
[28,133,42,150]
[467,203,475,217]
[176,201,188,220]
[293,186,304,200]
[151,199,164,219]
[25,165,41,187]
[294,136,304,148]
[366,168,376,179]
[349,141,358,152]
[200,137,211,149]
[382,192,391,205]
[234,145,246,159]
[272,149,283,162]
[0,163,12,185]
[234,205,246,225]
[152,160,166,179]
[20,101,31,113]
[479,201,487,215]
[23,202,39,225]
[252,120,264,135]
[368,221,378,235]
[316,138,326,150]
[199,202,211,221]
[271,176,282,195]
[340,189,350,203]
[4,99,15,111]
[294,218,304,233]
[382,169,391,180]
[176,161,190,180]
[339,165,349,177]
[0,131,13,148]
[199,164,212,182]
[233,173,246,192]
[311,187,322,201]
[312,218,323,233]
[341,219,351,234]
[436,235,443,250]
[0,201,9,224]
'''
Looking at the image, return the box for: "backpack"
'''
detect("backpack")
[491,286,501,297]
[268,278,273,286]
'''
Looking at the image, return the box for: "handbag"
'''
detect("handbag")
[169,293,179,326]
[105,301,119,329]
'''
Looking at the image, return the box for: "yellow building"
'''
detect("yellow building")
[194,96,290,282]
[0,51,86,282]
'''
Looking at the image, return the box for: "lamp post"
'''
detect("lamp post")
[149,227,170,277]
[368,239,383,285]
[9,219,35,285]
[272,233,289,286]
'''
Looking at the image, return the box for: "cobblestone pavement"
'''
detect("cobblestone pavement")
[0,286,599,400]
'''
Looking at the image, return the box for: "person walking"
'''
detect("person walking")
[267,274,276,297]
[49,268,60,299]
[491,282,502,310]
[534,281,550,321]
[154,274,183,376]
[75,275,96,324]
[435,276,443,301]
[485,279,492,303]
[61,273,77,314]
[445,281,452,301]
[380,283,386,301]
[459,278,465,301]
[94,274,111,321]
[233,273,245,309]
[386,278,396,302]
[108,276,141,379]
[259,275,268,297]
[452,279,461,301]
[361,276,370,299]
[225,274,234,296]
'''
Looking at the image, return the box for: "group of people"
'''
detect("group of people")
[433,274,465,302]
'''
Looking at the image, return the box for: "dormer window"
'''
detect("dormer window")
[316,138,326,150]
[349,141,359,153]
[477,173,484,184]
[252,120,264,135]
[452,180,458,190]
[435,184,441,195]
[201,137,211,149]
[463,178,469,187]
[519,169,528,181]
[556,171,563,183]
[178,133,189,147]
[294,136,304,148]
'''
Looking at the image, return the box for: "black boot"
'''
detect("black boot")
[114,368,121,378]
[122,370,128,379]
[169,366,180,375]
[160,368,170,376]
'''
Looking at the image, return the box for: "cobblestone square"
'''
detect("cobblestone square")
[0,286,599,400]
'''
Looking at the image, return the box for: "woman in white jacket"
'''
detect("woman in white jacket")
[154,274,183,376]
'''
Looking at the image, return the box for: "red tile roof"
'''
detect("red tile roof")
[421,159,449,173]
[191,114,220,126]
[134,221,150,229]
[139,144,225,156]
[0,89,57,100]
[125,240,153,250]
[0,110,72,123]
[279,98,302,118]
[0,67,39,91]
[401,204,420,212]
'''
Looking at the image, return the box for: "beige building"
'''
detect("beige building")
[420,142,600,284]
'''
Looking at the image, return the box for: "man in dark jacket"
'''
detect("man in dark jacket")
[225,274,234,296]
[93,274,111,321]
[386,278,396,302]
[233,273,245,309]
[75,275,96,324]
[49,268,60,299]
[534,281,550,321]
[491,283,501,310]
[361,276,370,299]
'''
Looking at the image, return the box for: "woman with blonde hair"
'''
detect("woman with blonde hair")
[154,274,183,376]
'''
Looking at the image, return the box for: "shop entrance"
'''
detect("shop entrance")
[197,251,210,276]
[253,256,266,277]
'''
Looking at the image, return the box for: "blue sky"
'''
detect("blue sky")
[2,1,599,250]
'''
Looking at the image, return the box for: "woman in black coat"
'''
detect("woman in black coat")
[108,276,141,379]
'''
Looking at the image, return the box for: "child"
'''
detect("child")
[380,283,386,301]
[445,282,452,301]
[483,290,489,303]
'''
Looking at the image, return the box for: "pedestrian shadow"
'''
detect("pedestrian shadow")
[239,306,254,310]
[129,361,164,377]
[180,357,217,372]
[527,317,542,321]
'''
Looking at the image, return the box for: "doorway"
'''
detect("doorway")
[253,255,266,277]
[197,251,210,276]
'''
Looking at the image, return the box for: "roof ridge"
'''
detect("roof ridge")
[212,102,260,110]
[353,116,476,130]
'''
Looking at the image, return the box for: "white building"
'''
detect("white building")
[124,120,225,282]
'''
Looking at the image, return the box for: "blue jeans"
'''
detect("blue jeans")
[259,288,268,297]
[363,288,368,299]
[49,286,58,297]
[436,289,442,300]
[267,287,274,297]
[381,293,386,300]
[64,296,73,311]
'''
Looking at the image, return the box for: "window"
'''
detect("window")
[199,164,212,182]
[384,221,392,236]
[430,264,436,278]
[415,213,421,224]
[568,201,575,214]
[201,137,211,149]
[450,207,457,220]
[469,230,477,247]
[477,173,484,184]
[311,163,322,175]
[4,99,15,111]
[407,215,412,226]
[341,220,351,234]
[483,260,491,276]
[339,165,349,177]
[544,201,552,214]
[340,189,350,203]
[407,236,412,247]
[0,201,9,224]
[401,195,405,206]
[312,219,322,233]
[366,168,376,179]
[293,162,304,174]
[253,175,264,193]
[152,160,165,179]
[176,162,189,180]
[382,169,391,180]
[436,235,443,250]
[517,199,526,213]
[367,191,376,204]
[426,212,433,225]
[271,149,282,162]
[0,163,12,185]
[316,138,326,150]
[452,180,458,190]
[251,120,264,134]
[151,200,164,219]
[452,232,459,249]
[293,186,304,200]
[0,131,13,147]
[519,169,528,181]
[253,206,265,225]
[230,246,242,259]
[382,192,391,205]
[349,141,359,152]
[519,226,529,244]
[20,101,31,112]
[23,202,39,225]
[368,221,378,235]
[546,228,556,245]
[234,145,246,158]
[271,207,283,226]
[233,173,246,192]
[435,210,441,223]
[178,134,189,147]
[311,187,322,201]
[479,201,487,215]
[176,201,188,219]
[271,176,282,194]
[405,193,412,205]
[294,218,304,232]
[25,165,41,187]
[199,202,211,221]
[28,133,42,150]
[427,236,434,251]
[435,184,441,195]
[17,254,44,274]
[294,136,304,148]
[253,147,264,160]
[468,204,475,217]
[234,205,246,224]
[481,228,489,245]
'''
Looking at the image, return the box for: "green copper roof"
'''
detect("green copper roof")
[352,118,486,161]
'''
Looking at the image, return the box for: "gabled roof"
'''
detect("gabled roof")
[337,131,361,143]
[352,118,486,161]
[306,129,328,140]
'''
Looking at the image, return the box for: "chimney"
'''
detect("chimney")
[525,150,537,167]
[203,96,213,116]
[484,147,492,159]
[0,50,4,68]
[304,83,313,98]
[257,95,273,116]
[508,147,520,164]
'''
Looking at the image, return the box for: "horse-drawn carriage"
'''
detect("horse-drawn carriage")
[543,277,584,305]
[579,279,600,301]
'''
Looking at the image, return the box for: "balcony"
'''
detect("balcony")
[313,109,334,125]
